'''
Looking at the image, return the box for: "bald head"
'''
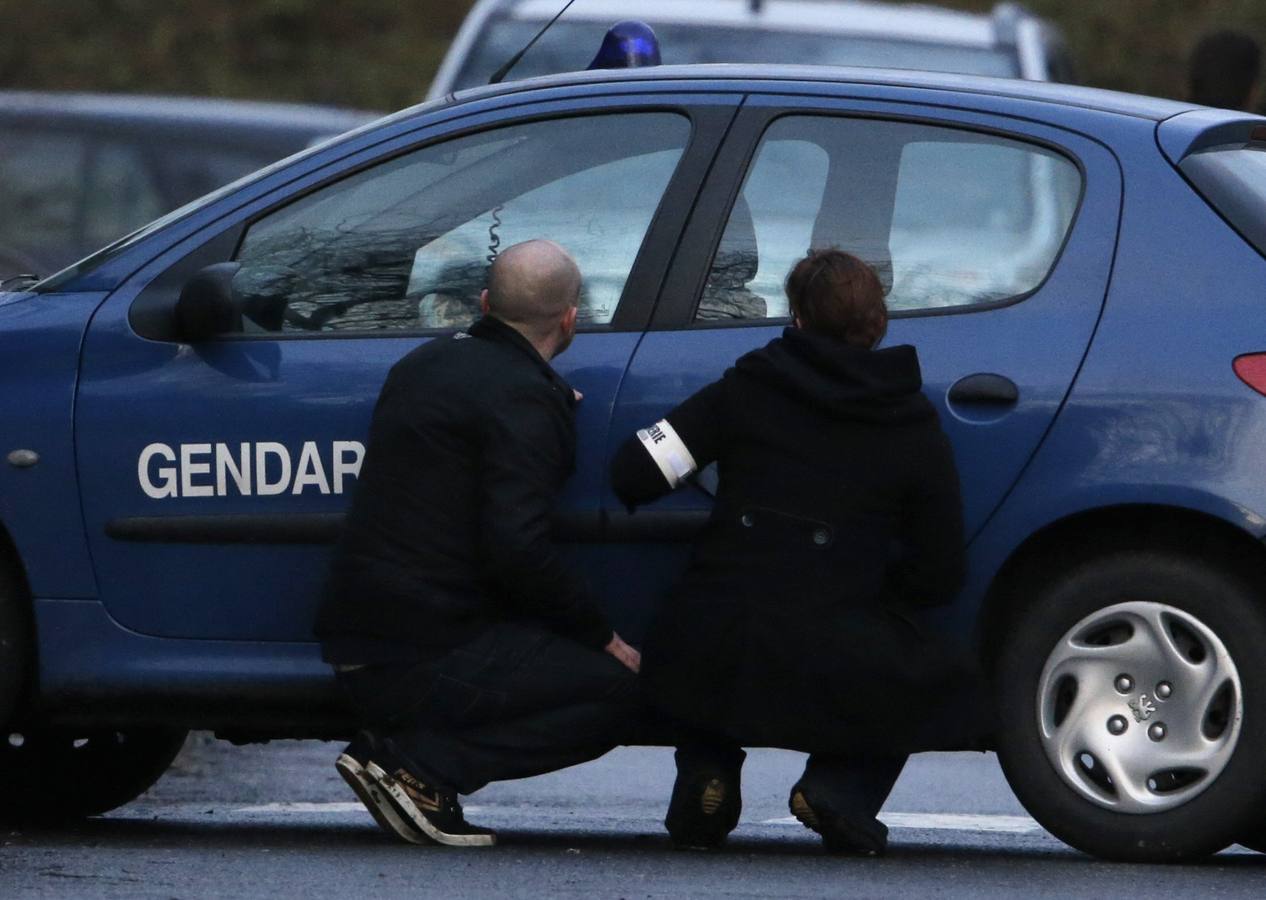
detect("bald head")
[485,240,582,341]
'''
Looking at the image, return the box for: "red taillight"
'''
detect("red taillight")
[1234,353,1266,395]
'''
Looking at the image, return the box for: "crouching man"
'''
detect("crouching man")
[316,240,641,847]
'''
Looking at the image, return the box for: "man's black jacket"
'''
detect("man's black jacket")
[316,316,613,663]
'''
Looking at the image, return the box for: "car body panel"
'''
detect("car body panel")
[33,597,337,728]
[75,330,643,640]
[969,110,1266,590]
[0,291,104,599]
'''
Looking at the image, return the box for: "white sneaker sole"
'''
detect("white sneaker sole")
[336,753,431,845]
[365,762,496,847]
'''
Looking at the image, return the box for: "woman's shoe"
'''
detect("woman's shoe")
[788,784,888,856]
[665,767,742,849]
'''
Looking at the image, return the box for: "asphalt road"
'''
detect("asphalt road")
[3,736,1264,898]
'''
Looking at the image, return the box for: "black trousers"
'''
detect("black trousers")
[677,739,906,823]
[338,621,639,795]
[796,753,907,820]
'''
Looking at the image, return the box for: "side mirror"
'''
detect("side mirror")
[175,262,243,342]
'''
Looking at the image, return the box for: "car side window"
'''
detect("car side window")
[695,115,1082,322]
[233,113,691,334]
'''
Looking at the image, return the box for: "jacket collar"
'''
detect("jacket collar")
[467,315,576,408]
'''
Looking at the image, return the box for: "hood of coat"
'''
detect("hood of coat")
[734,327,935,424]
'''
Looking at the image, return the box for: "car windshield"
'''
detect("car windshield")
[450,18,1018,90]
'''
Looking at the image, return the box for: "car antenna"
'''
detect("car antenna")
[489,0,579,85]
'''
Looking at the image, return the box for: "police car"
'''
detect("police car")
[4,46,1266,864]
[428,0,1076,97]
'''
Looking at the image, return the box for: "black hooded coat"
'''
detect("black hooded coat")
[611,328,989,755]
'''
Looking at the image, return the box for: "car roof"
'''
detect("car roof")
[0,91,378,135]
[505,0,1006,48]
[446,63,1197,122]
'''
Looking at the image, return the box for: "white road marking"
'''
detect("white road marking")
[236,802,366,814]
[233,802,1038,835]
[763,812,1041,834]
[234,802,488,815]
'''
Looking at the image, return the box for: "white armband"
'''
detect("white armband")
[636,419,697,489]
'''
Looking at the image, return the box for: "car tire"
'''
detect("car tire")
[0,555,30,731]
[995,548,1266,862]
[0,728,188,823]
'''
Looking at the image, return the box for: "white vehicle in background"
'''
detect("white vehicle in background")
[428,0,1075,98]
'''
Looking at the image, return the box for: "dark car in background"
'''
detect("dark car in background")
[427,0,1076,97]
[0,92,377,280]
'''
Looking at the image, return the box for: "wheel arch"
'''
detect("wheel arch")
[0,517,36,728]
[978,503,1266,671]
[0,519,33,595]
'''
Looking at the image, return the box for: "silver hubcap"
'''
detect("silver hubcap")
[1037,600,1242,813]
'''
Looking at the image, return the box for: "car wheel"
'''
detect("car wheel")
[0,556,30,730]
[0,727,188,822]
[995,549,1266,862]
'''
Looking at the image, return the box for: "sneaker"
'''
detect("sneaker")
[788,784,888,857]
[364,740,496,847]
[664,768,742,850]
[335,732,430,845]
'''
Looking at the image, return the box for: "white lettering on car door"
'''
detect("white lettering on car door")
[254,442,292,496]
[138,443,179,499]
[332,441,364,494]
[292,441,331,495]
[180,444,214,498]
[216,443,252,496]
[137,441,364,498]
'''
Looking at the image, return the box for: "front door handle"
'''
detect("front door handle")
[948,373,1019,405]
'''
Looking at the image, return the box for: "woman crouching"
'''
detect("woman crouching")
[612,248,985,855]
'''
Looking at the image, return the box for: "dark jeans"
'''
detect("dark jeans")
[338,621,639,795]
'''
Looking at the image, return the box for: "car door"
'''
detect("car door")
[604,94,1122,640]
[74,97,738,641]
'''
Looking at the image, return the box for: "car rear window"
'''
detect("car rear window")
[1180,144,1266,258]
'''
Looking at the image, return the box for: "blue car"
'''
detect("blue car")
[3,64,1266,862]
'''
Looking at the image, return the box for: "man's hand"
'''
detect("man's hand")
[604,632,641,673]
[573,388,584,403]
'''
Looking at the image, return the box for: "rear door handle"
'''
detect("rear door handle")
[947,373,1019,405]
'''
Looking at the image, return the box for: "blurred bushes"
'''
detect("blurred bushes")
[1,1,1265,110]
[940,0,1266,98]
[0,0,474,111]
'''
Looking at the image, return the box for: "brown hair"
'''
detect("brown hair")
[784,248,887,347]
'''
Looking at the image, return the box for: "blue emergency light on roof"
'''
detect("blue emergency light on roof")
[587,21,662,71]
